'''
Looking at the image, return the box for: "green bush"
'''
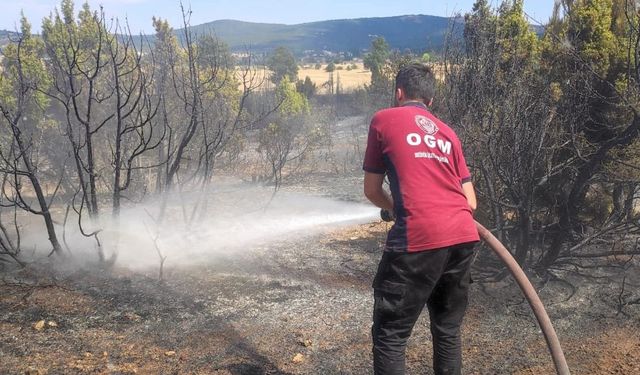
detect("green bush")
[325,62,336,72]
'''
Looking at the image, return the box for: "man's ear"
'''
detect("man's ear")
[395,88,403,102]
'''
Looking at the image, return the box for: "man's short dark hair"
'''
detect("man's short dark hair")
[395,63,436,102]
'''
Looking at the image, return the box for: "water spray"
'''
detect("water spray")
[379,210,571,374]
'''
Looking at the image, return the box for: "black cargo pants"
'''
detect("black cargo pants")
[372,244,475,375]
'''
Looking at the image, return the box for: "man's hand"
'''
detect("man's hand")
[380,208,395,222]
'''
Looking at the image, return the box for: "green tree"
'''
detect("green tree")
[445,0,554,265]
[257,77,315,189]
[497,0,540,68]
[267,46,298,84]
[151,16,179,194]
[445,0,640,270]
[325,62,336,72]
[363,36,390,87]
[0,14,62,258]
[151,10,257,225]
[276,76,310,116]
[464,0,497,58]
[42,1,113,219]
[537,0,640,266]
[296,76,317,98]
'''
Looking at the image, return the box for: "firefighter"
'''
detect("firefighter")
[363,63,479,375]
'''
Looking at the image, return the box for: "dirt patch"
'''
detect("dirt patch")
[567,325,640,374]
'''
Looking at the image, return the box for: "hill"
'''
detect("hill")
[0,14,541,57]
[0,30,16,49]
[184,15,460,55]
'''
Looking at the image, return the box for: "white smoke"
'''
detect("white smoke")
[20,181,378,270]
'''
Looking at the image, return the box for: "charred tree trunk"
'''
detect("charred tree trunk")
[542,115,640,267]
[3,114,63,255]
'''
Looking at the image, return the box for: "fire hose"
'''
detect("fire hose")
[380,210,571,374]
[475,221,570,375]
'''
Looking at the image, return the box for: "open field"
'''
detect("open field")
[298,63,371,93]
[234,63,371,93]
[237,62,447,94]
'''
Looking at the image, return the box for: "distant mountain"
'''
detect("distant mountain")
[0,30,17,49]
[184,15,461,55]
[0,14,541,57]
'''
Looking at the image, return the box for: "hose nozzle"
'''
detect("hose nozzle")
[380,209,395,222]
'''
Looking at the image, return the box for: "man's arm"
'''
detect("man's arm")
[462,181,477,212]
[364,172,393,211]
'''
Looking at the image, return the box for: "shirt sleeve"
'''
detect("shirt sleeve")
[362,115,386,174]
[454,138,472,183]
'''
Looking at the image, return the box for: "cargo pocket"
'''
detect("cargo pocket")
[373,279,407,320]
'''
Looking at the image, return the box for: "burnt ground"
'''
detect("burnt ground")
[1,219,639,375]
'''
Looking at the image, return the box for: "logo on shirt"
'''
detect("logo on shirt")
[415,115,439,136]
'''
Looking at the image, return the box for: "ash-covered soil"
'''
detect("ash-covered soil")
[1,219,639,374]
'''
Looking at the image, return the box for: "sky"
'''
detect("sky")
[0,0,557,34]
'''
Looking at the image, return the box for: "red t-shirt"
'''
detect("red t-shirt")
[363,103,479,252]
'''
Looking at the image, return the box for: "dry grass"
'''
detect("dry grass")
[298,62,371,93]
[238,62,446,94]
[234,63,371,94]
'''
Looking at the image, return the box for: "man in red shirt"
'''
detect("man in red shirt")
[363,63,479,375]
